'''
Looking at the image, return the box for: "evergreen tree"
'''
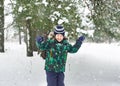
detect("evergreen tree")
[90,0,120,42]
[12,0,82,56]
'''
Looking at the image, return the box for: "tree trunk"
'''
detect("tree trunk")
[0,0,4,52]
[18,27,21,44]
[32,29,38,51]
[26,19,33,56]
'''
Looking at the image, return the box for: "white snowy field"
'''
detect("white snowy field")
[0,42,120,86]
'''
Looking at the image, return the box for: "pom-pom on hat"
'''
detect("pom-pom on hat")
[54,25,65,36]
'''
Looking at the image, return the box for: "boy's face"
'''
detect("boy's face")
[55,34,64,42]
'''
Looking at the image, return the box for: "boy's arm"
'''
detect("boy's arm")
[67,41,82,53]
[36,36,50,50]
[36,41,49,50]
[67,36,85,53]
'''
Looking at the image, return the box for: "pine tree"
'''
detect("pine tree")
[12,0,82,56]
[90,0,120,42]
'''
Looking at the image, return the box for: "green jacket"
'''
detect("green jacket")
[36,38,82,72]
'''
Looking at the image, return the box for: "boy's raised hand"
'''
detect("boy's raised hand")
[77,35,85,42]
[36,36,44,43]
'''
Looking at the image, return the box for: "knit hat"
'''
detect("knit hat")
[54,25,65,36]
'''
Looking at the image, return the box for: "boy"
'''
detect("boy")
[36,25,85,86]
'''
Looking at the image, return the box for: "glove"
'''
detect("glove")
[36,36,44,43]
[77,35,85,42]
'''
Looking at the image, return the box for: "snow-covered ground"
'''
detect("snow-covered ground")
[0,42,120,86]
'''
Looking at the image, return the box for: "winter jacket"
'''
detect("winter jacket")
[36,38,82,73]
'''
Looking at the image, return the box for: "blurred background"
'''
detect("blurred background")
[1,0,120,55]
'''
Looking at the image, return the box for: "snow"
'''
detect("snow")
[65,6,71,11]
[58,19,64,24]
[0,42,120,86]
[42,0,48,7]
[53,11,61,17]
[18,7,23,12]
[26,17,32,20]
[4,0,13,28]
[50,11,61,22]
[76,29,94,37]
[58,17,69,24]
[35,2,41,6]
[86,30,94,37]
[57,5,62,8]
[0,42,46,86]
[2,0,120,85]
